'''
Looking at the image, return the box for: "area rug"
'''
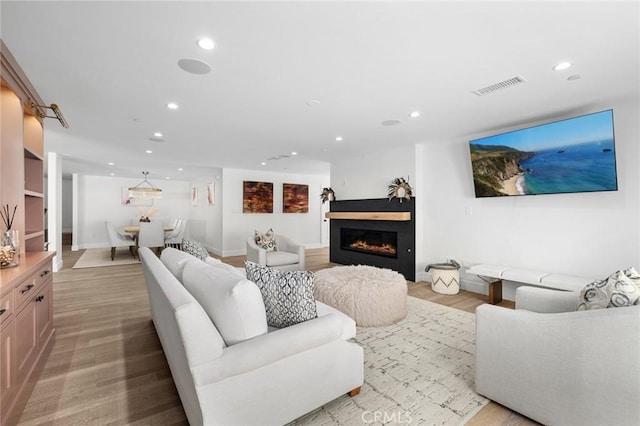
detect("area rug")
[72,247,140,269]
[292,296,488,425]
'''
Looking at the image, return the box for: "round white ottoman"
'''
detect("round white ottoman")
[314,265,408,327]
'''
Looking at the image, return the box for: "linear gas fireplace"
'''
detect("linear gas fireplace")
[328,198,415,281]
[341,228,397,258]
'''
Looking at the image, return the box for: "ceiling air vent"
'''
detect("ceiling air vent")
[472,75,527,96]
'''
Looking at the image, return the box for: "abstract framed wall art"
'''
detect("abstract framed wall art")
[191,186,198,207]
[243,181,273,213]
[207,182,215,206]
[283,183,309,213]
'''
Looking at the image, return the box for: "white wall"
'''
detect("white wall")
[62,177,72,233]
[221,168,329,256]
[330,145,417,200]
[330,101,640,299]
[418,100,640,297]
[75,175,190,249]
[188,169,224,254]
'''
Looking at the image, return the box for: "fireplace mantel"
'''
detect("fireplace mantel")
[324,212,411,221]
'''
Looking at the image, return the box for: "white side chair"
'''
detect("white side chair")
[246,234,305,272]
[164,219,188,250]
[138,221,165,256]
[105,221,135,261]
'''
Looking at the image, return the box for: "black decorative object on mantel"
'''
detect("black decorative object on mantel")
[387,177,413,202]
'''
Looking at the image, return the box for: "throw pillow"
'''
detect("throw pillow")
[245,261,317,328]
[182,238,209,260]
[254,228,277,252]
[577,267,640,310]
[182,260,268,346]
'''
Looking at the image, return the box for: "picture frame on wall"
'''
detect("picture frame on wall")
[283,183,309,213]
[243,180,273,213]
[207,182,215,206]
[191,186,198,207]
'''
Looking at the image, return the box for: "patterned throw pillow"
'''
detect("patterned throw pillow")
[254,228,277,252]
[181,238,209,261]
[244,261,317,328]
[577,267,640,310]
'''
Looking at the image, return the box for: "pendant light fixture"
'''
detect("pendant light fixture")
[129,171,162,199]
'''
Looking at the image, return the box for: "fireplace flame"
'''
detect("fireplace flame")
[349,239,397,255]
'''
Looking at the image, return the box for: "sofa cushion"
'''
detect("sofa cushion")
[577,267,640,310]
[182,238,209,260]
[205,256,246,278]
[245,261,317,328]
[254,228,277,252]
[160,247,201,282]
[266,251,299,267]
[182,261,268,345]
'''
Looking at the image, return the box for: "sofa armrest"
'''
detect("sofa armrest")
[476,304,640,426]
[515,286,578,313]
[192,314,344,386]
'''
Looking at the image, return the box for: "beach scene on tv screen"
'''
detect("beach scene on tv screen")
[469,110,617,197]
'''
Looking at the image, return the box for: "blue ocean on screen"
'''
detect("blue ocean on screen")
[518,139,617,195]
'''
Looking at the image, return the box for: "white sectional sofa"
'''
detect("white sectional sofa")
[139,247,364,426]
[476,286,640,426]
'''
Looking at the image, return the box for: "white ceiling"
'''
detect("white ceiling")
[1,1,638,181]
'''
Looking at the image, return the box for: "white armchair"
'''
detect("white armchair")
[246,234,305,272]
[476,286,640,426]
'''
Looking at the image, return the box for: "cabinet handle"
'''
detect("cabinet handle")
[0,308,6,316]
[35,295,45,302]
[21,284,34,294]
[40,270,50,278]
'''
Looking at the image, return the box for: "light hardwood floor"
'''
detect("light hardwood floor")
[15,247,538,425]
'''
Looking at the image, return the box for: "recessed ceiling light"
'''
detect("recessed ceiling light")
[154,132,163,138]
[291,151,297,156]
[553,61,572,71]
[110,173,115,176]
[167,102,178,110]
[261,162,267,166]
[197,37,215,50]
[336,136,343,142]
[166,177,171,180]
[409,111,420,118]
[108,162,114,166]
[178,168,183,171]
[146,150,153,154]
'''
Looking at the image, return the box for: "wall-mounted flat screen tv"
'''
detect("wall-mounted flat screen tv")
[469,109,617,197]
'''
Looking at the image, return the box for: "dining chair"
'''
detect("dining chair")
[137,221,165,256]
[105,221,136,261]
[164,219,188,250]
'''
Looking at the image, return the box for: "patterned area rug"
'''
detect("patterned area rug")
[292,296,488,425]
[72,247,140,269]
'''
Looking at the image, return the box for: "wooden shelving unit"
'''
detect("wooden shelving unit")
[1,39,54,426]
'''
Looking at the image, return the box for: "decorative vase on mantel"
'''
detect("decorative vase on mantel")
[0,230,19,268]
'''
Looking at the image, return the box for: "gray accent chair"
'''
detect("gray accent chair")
[246,234,305,272]
[476,286,640,426]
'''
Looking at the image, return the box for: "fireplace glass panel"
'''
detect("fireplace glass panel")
[340,228,398,258]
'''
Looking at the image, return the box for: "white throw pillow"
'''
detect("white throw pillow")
[245,261,317,328]
[205,257,246,278]
[182,261,268,345]
[577,267,640,310]
[160,247,200,282]
[254,228,277,252]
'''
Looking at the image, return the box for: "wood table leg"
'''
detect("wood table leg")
[488,279,503,304]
